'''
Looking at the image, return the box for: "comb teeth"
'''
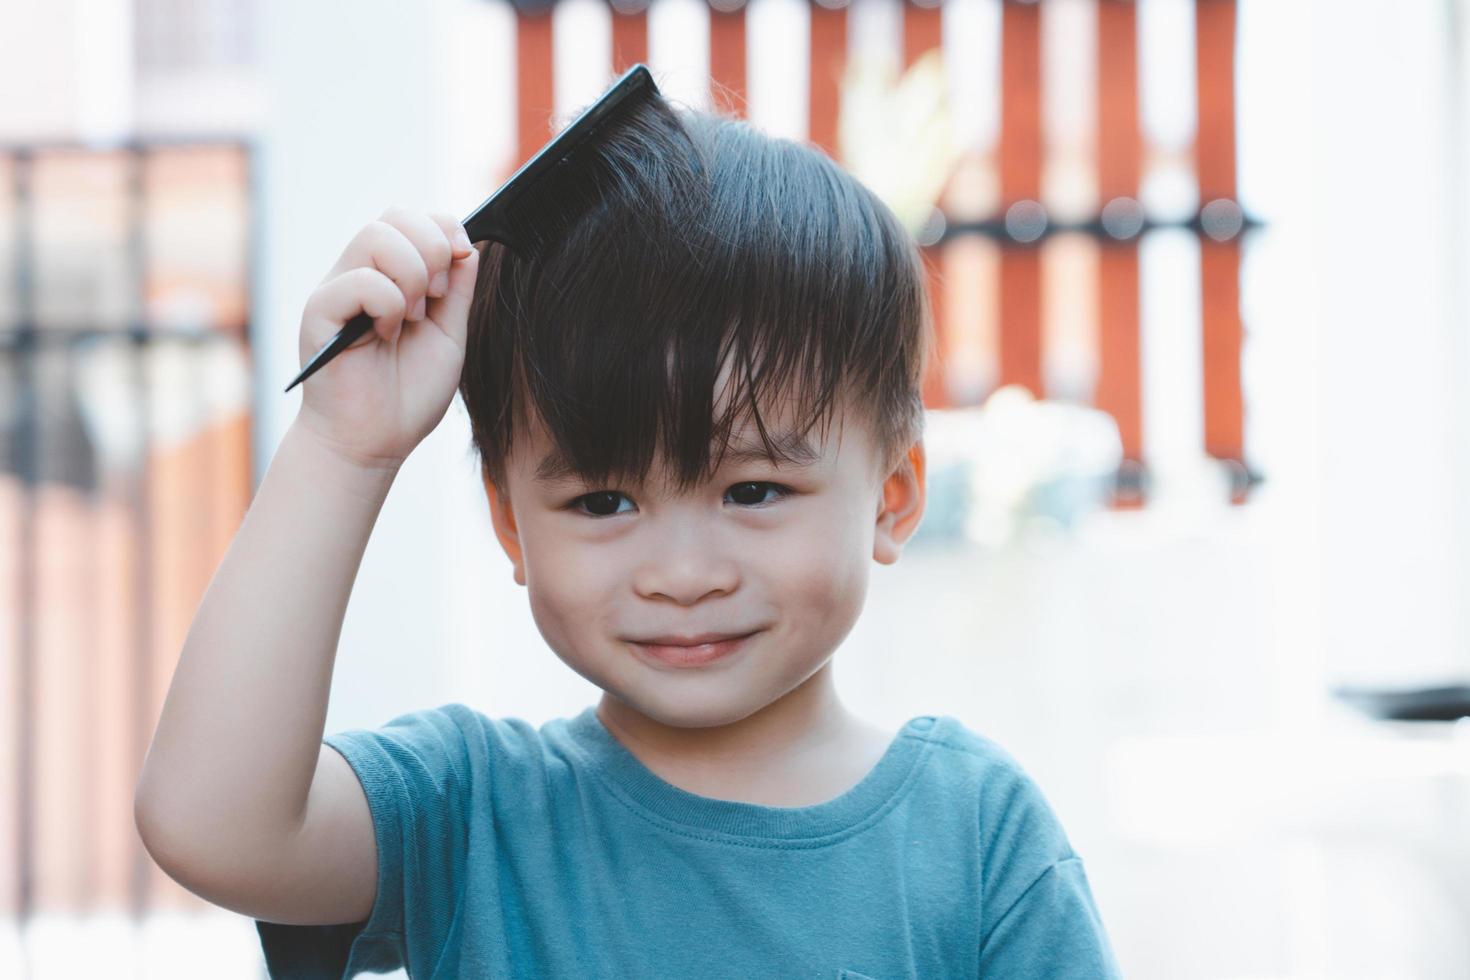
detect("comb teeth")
[494,154,607,257]
[517,110,707,268]
[462,65,662,257]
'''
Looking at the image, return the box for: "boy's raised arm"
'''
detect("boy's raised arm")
[134,422,394,923]
[132,206,481,925]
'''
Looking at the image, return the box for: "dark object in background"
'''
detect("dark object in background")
[1332,684,1470,722]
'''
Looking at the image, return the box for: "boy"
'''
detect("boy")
[133,94,1122,978]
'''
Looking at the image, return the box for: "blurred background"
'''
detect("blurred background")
[3,0,1470,976]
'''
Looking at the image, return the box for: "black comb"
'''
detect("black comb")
[284,64,660,394]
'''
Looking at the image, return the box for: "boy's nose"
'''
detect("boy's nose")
[630,532,740,604]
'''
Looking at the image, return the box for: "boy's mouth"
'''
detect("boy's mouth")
[628,631,759,668]
[633,630,754,646]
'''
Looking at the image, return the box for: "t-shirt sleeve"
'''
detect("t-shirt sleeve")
[254,703,480,979]
[974,751,1123,978]
[976,857,1122,978]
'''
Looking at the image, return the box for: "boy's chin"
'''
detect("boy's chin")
[599,683,772,732]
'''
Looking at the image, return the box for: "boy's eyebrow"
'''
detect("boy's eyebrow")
[533,429,820,487]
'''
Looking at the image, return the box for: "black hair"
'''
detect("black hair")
[459,94,931,499]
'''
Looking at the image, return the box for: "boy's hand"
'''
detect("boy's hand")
[294,206,480,471]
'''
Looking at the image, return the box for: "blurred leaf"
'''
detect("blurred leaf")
[838,50,958,237]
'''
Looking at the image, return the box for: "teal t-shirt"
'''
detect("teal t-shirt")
[255,704,1121,978]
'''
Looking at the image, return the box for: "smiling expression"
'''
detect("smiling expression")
[484,379,926,730]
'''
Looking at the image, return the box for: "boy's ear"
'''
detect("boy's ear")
[484,474,527,586]
[873,440,926,566]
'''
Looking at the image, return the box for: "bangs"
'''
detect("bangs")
[460,98,929,495]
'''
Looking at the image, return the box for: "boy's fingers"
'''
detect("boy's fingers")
[376,207,454,311]
[426,211,473,259]
[425,244,478,351]
[303,267,407,352]
[327,220,430,321]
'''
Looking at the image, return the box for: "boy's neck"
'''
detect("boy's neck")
[594,664,894,807]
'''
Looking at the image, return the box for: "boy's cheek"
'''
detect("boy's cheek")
[524,545,607,599]
[762,526,868,603]
[768,502,871,567]
[518,534,610,614]
[525,580,601,662]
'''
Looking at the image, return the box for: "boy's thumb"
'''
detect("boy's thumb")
[429,245,480,350]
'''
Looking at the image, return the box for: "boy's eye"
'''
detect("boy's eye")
[568,482,792,518]
[572,491,634,517]
[725,481,790,506]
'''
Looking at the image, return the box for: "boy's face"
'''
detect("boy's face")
[485,386,926,730]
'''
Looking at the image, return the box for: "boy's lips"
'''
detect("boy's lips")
[627,630,760,668]
[632,630,755,646]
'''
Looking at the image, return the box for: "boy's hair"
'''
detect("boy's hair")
[459,95,931,499]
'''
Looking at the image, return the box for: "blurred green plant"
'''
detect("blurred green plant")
[838,49,958,238]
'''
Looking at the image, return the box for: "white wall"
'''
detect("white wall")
[255,0,518,733]
[1302,0,1468,687]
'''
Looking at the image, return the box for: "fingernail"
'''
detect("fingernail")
[454,228,472,252]
[429,271,448,297]
[412,296,426,320]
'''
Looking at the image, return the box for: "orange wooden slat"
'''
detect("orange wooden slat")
[33,482,91,911]
[143,426,220,910]
[1097,0,1141,200]
[1196,0,1237,201]
[904,1,948,408]
[142,147,252,332]
[517,10,557,168]
[122,411,253,912]
[998,250,1043,397]
[1097,247,1142,483]
[808,4,847,160]
[709,8,747,116]
[611,9,648,73]
[902,2,942,67]
[998,0,1043,397]
[1096,0,1144,478]
[999,3,1042,205]
[1196,0,1245,495]
[941,236,1001,406]
[1201,239,1244,468]
[94,478,142,911]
